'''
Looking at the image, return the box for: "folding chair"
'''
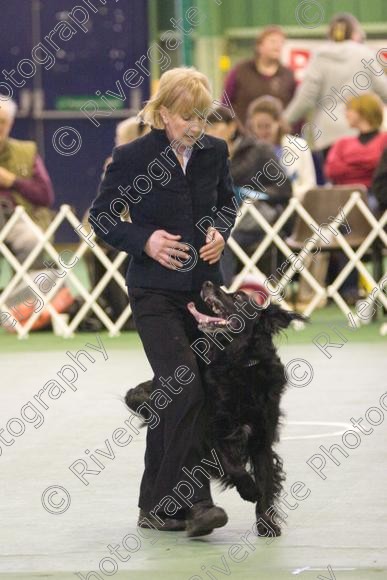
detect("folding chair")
[286,185,377,311]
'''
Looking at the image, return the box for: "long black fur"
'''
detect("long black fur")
[125,281,305,536]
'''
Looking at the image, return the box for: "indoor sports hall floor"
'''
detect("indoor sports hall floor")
[0,307,386,580]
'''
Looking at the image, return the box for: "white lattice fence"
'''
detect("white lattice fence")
[229,192,387,323]
[0,194,386,338]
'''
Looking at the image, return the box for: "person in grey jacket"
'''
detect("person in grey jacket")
[285,13,387,156]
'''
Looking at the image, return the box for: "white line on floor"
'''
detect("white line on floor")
[283,420,351,441]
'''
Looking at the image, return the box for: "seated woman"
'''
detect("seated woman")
[325,93,387,212]
[325,93,387,305]
[246,95,317,201]
[206,107,292,288]
[0,98,55,266]
[244,96,319,308]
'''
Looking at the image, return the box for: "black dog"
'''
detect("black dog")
[125,281,304,536]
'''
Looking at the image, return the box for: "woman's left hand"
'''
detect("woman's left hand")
[199,227,225,264]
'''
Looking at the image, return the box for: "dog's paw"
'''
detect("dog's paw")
[124,381,152,414]
[255,513,282,537]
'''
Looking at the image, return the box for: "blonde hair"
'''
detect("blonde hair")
[139,67,213,128]
[347,93,384,130]
[115,116,149,146]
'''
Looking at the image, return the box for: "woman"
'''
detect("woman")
[222,25,296,125]
[246,95,316,200]
[284,12,387,159]
[246,96,321,310]
[206,106,292,287]
[89,68,235,537]
[325,94,387,196]
[0,97,55,265]
[325,93,387,304]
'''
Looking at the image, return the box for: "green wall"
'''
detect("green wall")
[149,0,387,94]
[218,0,387,29]
[152,0,387,36]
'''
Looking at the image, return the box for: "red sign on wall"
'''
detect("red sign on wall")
[289,48,312,83]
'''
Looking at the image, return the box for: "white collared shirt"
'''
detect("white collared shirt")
[173,147,193,174]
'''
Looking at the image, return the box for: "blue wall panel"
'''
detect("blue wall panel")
[0,0,150,242]
[0,1,34,98]
[38,0,149,109]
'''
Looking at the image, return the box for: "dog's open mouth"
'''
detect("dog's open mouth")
[187,300,229,333]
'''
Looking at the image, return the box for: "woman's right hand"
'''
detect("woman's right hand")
[144,230,191,270]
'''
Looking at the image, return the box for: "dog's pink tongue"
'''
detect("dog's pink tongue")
[187,301,224,323]
[187,301,203,322]
[187,301,197,314]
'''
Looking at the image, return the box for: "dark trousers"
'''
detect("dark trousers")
[127,287,214,514]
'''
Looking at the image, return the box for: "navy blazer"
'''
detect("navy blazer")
[89,128,236,291]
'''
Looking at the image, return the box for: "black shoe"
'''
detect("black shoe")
[137,509,186,531]
[186,501,228,537]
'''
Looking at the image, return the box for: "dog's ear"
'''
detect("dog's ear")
[259,304,306,335]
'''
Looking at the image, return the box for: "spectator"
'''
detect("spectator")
[0,98,54,264]
[324,93,387,306]
[103,116,150,172]
[325,94,387,198]
[284,13,387,159]
[246,95,316,200]
[246,97,321,310]
[115,116,150,147]
[372,148,387,212]
[206,106,292,287]
[222,26,296,125]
